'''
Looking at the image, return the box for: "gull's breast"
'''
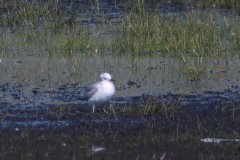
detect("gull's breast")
[88,81,115,106]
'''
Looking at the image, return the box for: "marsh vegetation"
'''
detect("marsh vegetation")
[0,0,240,159]
[0,0,240,80]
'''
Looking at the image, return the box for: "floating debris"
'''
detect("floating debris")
[201,138,240,143]
[160,152,166,160]
[92,144,106,153]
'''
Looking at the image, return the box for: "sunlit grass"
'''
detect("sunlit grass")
[0,0,239,80]
[0,0,239,55]
[116,8,240,56]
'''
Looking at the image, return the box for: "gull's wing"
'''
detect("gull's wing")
[79,84,98,101]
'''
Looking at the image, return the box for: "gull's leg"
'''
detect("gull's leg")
[93,105,95,113]
[110,102,117,120]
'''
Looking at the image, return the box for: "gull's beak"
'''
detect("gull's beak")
[111,79,115,82]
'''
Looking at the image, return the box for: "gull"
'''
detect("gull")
[80,73,115,113]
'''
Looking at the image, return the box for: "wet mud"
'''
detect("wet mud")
[0,81,239,130]
[0,82,239,159]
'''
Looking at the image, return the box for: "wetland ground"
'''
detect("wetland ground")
[0,0,240,159]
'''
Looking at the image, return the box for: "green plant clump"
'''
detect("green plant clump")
[0,0,239,57]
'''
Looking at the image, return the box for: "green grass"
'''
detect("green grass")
[0,0,239,79]
[0,0,239,55]
[0,0,240,81]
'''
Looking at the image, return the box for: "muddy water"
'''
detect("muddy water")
[0,53,239,98]
[0,51,239,129]
[0,52,239,116]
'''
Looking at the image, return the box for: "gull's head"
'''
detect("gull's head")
[100,73,114,81]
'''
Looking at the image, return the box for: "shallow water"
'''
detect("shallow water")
[0,53,239,96]
[0,51,239,129]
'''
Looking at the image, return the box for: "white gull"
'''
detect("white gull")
[80,73,115,113]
